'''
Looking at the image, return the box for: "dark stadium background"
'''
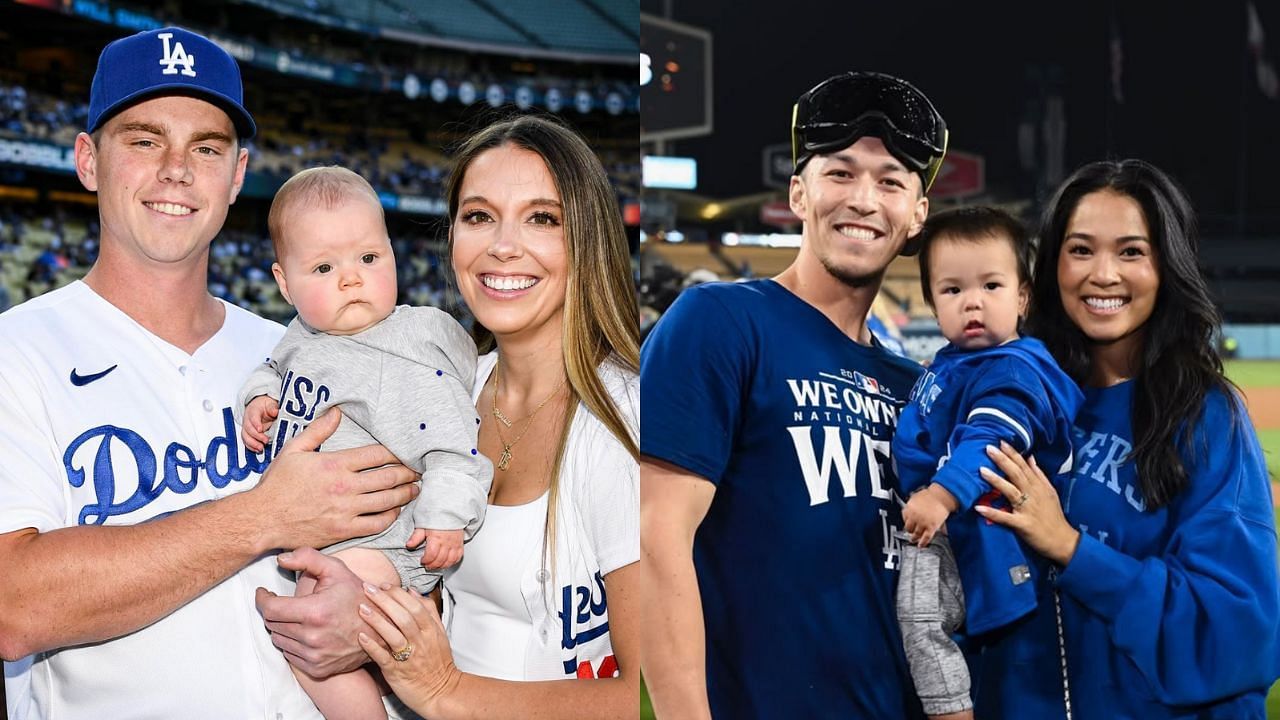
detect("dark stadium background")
[639,0,1280,334]
[637,1,1280,717]
[648,0,1280,225]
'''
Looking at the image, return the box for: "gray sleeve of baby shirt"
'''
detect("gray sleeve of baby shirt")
[234,318,302,424]
[366,310,492,539]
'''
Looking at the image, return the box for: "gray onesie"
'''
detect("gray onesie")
[237,305,492,592]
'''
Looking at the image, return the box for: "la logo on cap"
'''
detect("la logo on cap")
[158,32,196,77]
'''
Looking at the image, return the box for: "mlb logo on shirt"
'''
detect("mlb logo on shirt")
[853,371,880,396]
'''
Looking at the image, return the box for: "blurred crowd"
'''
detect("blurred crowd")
[637,244,913,357]
[0,82,85,145]
[0,202,463,324]
[0,80,640,205]
[0,68,639,320]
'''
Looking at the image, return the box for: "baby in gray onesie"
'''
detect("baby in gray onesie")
[237,166,492,720]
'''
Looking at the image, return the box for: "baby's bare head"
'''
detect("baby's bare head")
[268,166,386,263]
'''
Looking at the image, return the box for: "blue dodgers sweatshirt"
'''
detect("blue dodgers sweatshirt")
[1055,381,1280,719]
[894,337,1084,635]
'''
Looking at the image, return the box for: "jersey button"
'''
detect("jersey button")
[178,365,187,375]
[202,399,213,412]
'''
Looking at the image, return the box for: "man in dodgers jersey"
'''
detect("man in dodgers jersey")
[0,27,418,719]
[640,72,948,718]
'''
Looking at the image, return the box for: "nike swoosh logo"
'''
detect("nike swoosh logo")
[70,365,118,386]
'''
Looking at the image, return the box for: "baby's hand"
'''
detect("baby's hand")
[407,528,464,570]
[902,484,959,548]
[242,395,279,453]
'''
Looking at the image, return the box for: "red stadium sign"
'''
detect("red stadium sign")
[760,200,799,228]
[929,150,985,199]
[623,201,641,227]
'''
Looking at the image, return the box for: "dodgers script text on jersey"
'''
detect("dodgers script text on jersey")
[0,282,323,719]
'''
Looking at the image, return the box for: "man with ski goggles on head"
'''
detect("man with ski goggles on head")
[640,72,947,719]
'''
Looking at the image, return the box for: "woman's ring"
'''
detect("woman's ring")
[1013,492,1029,509]
[392,644,414,662]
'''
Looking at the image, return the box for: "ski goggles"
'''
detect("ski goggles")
[791,71,948,192]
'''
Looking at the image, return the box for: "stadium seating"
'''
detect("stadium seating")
[0,202,464,324]
[585,0,640,35]
[0,0,637,324]
[243,0,635,55]
[1,77,637,205]
[644,243,928,315]
[385,0,529,46]
[481,0,637,53]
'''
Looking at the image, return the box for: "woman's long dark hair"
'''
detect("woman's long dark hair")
[1027,159,1235,510]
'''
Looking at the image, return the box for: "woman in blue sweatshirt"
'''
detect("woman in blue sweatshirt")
[975,159,1280,719]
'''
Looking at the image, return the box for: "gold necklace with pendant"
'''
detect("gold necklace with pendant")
[491,360,566,471]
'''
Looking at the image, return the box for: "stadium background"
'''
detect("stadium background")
[638,0,1280,717]
[0,0,640,326]
[0,0,636,716]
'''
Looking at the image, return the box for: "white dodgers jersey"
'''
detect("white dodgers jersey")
[0,281,321,719]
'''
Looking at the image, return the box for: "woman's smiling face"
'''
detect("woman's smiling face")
[451,144,569,345]
[1057,189,1160,352]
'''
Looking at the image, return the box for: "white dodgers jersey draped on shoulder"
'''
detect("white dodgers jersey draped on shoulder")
[0,281,321,720]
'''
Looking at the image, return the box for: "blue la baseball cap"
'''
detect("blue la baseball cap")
[88,27,256,139]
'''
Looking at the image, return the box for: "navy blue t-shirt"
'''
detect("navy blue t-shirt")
[641,279,925,719]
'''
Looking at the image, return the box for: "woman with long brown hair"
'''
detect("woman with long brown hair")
[252,115,638,718]
[355,115,639,718]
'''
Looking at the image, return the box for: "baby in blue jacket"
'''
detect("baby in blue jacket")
[893,207,1082,719]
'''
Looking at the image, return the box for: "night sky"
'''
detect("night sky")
[641,0,1280,234]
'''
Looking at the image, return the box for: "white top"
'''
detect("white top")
[441,352,639,680]
[0,282,320,720]
[447,492,548,680]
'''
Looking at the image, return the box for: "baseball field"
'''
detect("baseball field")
[639,361,1280,718]
[1234,361,1280,718]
